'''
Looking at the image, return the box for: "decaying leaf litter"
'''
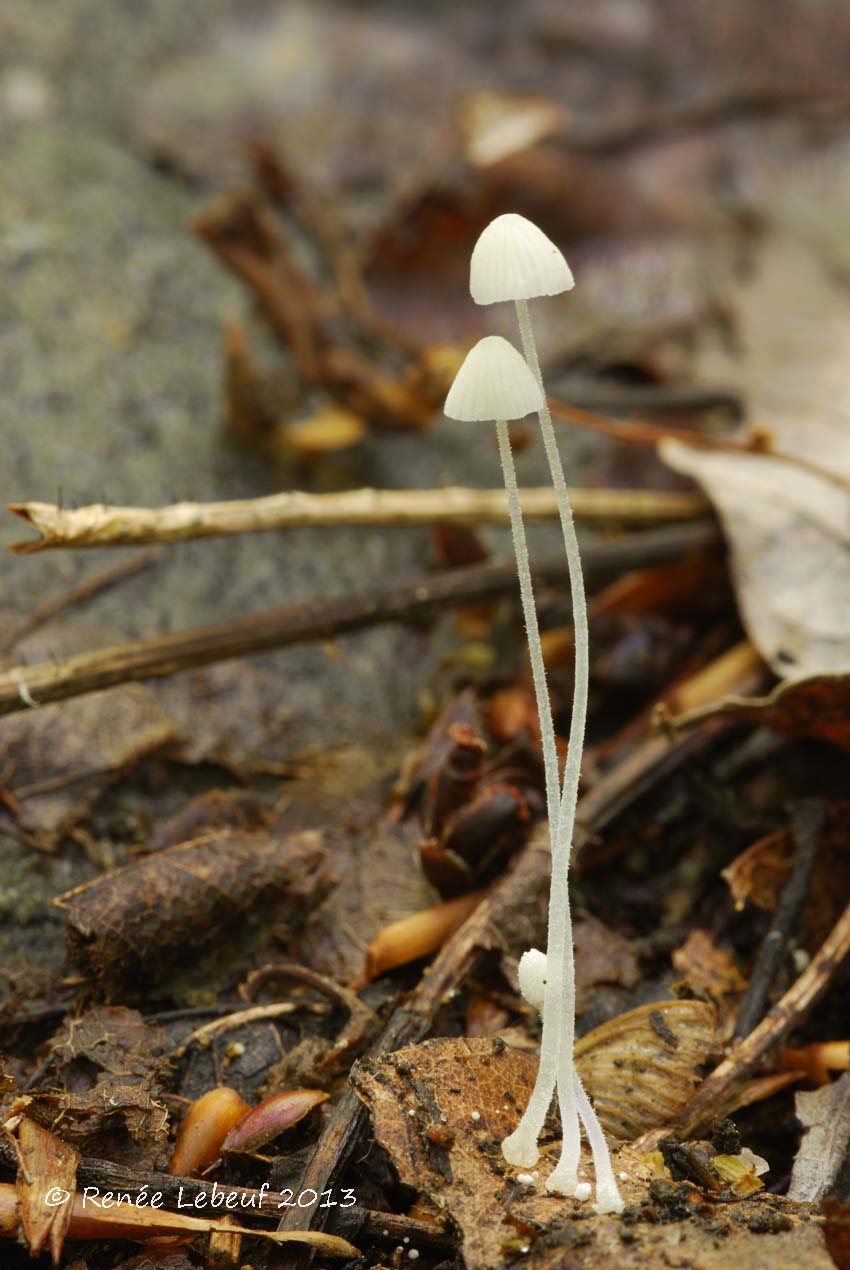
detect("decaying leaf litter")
[4,1,850,1267]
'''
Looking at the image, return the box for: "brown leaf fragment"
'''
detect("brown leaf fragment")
[668,673,850,752]
[352,1035,651,1269]
[723,829,791,912]
[0,685,173,846]
[11,1113,79,1264]
[53,831,332,995]
[789,1071,850,1204]
[300,816,437,984]
[27,1008,170,1162]
[672,930,747,1007]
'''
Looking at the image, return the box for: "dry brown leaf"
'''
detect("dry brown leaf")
[0,685,173,846]
[352,1035,653,1269]
[789,1071,850,1205]
[660,234,850,680]
[27,1008,171,1164]
[300,817,438,984]
[10,1114,79,1263]
[672,930,747,1007]
[53,831,332,994]
[723,829,791,912]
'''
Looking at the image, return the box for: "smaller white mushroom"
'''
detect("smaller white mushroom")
[444,334,543,424]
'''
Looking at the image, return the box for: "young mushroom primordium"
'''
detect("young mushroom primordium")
[450,215,622,1213]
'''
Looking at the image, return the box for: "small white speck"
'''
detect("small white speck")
[408,1251,420,1261]
[532,1171,539,1179]
[516,1173,535,1186]
[403,1236,410,1244]
[503,1104,509,1111]
[471,1110,481,1121]
[520,1245,530,1254]
[574,1182,592,1202]
[382,1228,389,1236]
[618,1171,629,1181]
[408,1108,416,1117]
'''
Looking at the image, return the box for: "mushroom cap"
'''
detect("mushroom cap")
[444,335,544,422]
[470,213,574,305]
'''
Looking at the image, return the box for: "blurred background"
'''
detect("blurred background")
[2,0,850,767]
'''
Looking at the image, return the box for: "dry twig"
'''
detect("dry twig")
[8,486,706,553]
[733,799,825,1040]
[678,893,850,1137]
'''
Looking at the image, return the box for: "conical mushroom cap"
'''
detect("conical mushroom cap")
[444,335,543,422]
[470,212,574,305]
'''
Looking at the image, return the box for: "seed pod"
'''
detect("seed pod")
[363,891,484,981]
[222,1089,329,1154]
[170,1086,250,1176]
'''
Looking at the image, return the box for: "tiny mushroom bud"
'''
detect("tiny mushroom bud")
[517,948,547,1011]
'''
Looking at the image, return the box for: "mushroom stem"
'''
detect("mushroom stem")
[494,419,562,835]
[495,415,563,1168]
[514,297,621,1209]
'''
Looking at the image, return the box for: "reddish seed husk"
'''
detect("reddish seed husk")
[222,1089,329,1154]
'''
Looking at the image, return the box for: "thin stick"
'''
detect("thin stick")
[550,397,850,496]
[678,891,850,1137]
[7,486,707,553]
[0,550,156,648]
[0,522,719,718]
[733,799,825,1041]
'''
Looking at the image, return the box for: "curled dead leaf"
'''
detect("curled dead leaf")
[664,672,850,752]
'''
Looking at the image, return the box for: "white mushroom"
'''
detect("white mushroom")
[472,213,621,1212]
[445,336,562,922]
[470,213,574,305]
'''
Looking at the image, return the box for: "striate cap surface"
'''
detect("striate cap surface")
[444,335,543,422]
[470,212,574,305]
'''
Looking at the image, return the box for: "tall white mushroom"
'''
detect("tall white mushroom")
[471,214,622,1213]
